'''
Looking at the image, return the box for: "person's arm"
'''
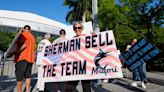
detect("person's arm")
[18,42,27,52]
[37,41,42,52]
[15,40,27,55]
[14,33,27,55]
[125,45,131,51]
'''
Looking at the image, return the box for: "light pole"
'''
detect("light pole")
[92,0,100,32]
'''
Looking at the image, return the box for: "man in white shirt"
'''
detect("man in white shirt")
[36,33,51,90]
[36,33,51,65]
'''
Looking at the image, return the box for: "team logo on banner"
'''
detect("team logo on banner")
[94,49,113,76]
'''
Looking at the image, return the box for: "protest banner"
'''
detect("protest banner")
[37,31,123,90]
[123,38,161,71]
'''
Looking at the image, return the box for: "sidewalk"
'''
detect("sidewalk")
[0,66,164,92]
[122,68,164,85]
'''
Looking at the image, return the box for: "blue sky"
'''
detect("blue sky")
[0,0,69,24]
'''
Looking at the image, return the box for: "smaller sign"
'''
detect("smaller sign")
[123,38,161,71]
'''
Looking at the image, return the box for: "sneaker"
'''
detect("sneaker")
[141,82,146,89]
[131,82,137,87]
[103,79,108,83]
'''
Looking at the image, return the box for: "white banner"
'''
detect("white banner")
[38,31,123,90]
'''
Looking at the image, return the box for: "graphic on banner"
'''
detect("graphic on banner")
[94,49,111,69]
[93,49,116,76]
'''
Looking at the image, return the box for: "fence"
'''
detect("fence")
[0,57,38,81]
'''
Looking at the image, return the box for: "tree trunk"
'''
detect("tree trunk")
[146,23,153,42]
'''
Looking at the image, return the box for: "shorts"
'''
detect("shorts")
[15,60,32,81]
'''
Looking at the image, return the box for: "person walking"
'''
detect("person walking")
[12,25,35,92]
[36,33,51,91]
[127,38,147,89]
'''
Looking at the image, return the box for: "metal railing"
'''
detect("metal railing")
[0,58,38,82]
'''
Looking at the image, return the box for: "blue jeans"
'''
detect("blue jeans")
[143,63,148,82]
[132,69,140,81]
[132,63,147,81]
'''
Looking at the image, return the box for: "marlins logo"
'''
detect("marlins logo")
[94,49,111,69]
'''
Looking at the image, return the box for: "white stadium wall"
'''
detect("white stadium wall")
[0,10,68,35]
[0,10,93,38]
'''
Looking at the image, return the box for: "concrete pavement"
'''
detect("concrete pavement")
[0,61,164,92]
[122,68,164,86]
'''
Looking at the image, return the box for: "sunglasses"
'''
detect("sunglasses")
[73,27,82,30]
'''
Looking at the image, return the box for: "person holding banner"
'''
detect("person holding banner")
[11,25,35,92]
[36,33,51,90]
[125,39,140,80]
[36,33,51,65]
[66,21,91,92]
[127,38,147,89]
[53,29,67,44]
[52,29,67,92]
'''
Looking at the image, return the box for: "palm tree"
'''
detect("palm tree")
[64,0,92,24]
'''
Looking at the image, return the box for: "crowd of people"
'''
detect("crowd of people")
[9,21,150,92]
